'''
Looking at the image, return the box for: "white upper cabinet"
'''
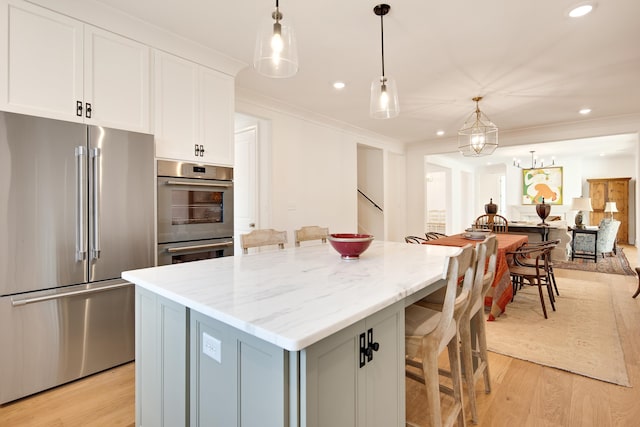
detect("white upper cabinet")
[154,50,234,166]
[1,0,150,133]
[83,26,150,132]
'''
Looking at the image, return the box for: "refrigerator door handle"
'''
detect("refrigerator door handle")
[91,147,101,260]
[75,146,87,261]
[11,282,132,307]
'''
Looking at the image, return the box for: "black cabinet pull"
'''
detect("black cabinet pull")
[76,101,83,117]
[85,103,92,118]
[194,144,205,157]
[366,328,380,363]
[359,332,367,368]
[199,145,205,156]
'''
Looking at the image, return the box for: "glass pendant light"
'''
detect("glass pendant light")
[458,96,498,157]
[370,4,399,119]
[253,0,298,78]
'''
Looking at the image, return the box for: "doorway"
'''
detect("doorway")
[234,112,274,254]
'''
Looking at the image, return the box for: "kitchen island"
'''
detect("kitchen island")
[123,240,460,427]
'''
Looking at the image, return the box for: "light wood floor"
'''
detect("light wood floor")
[1,246,639,426]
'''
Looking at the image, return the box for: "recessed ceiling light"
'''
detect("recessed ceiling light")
[436,130,445,136]
[579,108,592,115]
[568,3,594,18]
[333,81,346,90]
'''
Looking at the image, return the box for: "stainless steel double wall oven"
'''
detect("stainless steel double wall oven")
[157,160,234,264]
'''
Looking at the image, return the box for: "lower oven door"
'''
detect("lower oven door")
[158,238,234,265]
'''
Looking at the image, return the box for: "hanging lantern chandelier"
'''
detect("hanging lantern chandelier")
[457,96,498,157]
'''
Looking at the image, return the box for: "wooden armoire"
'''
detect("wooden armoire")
[588,177,630,244]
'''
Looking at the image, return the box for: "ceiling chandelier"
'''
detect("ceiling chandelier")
[370,4,399,119]
[513,150,556,169]
[457,96,498,157]
[253,0,299,78]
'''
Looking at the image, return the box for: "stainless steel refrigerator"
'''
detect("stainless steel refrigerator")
[0,112,154,404]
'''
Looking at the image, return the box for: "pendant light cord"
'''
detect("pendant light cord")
[379,12,385,77]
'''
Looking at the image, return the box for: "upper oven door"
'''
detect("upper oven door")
[157,176,234,243]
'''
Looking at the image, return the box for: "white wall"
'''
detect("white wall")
[235,95,405,243]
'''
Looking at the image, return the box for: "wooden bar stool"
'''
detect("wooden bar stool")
[405,244,476,427]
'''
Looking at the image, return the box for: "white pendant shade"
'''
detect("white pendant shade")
[253,6,298,78]
[370,4,398,119]
[370,76,399,119]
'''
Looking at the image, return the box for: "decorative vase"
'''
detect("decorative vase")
[484,198,498,214]
[536,197,551,226]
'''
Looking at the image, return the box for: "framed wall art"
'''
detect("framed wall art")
[522,166,563,205]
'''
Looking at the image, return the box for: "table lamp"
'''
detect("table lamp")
[604,201,618,220]
[571,197,593,229]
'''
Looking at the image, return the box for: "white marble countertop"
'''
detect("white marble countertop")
[122,240,460,351]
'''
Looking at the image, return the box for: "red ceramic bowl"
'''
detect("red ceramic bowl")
[327,233,374,259]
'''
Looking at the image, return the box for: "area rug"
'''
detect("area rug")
[485,277,631,386]
[553,247,635,276]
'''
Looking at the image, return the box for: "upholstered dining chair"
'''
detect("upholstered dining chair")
[405,244,475,427]
[240,229,287,254]
[596,219,621,258]
[475,214,509,233]
[507,245,555,318]
[294,225,329,246]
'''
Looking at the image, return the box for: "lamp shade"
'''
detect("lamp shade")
[604,202,618,213]
[571,197,593,211]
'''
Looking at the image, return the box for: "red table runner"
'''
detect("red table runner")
[424,233,528,320]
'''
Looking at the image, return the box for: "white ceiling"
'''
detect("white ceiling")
[94,0,640,158]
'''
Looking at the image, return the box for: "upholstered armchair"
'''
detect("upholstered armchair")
[596,219,620,257]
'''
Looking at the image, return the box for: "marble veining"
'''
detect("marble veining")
[123,240,460,351]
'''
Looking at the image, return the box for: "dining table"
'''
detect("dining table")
[424,232,529,320]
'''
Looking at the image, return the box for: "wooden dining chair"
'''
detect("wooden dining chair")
[405,244,475,427]
[240,229,287,254]
[513,239,560,297]
[294,226,329,246]
[475,214,509,233]
[425,232,448,240]
[507,245,555,318]
[405,235,429,244]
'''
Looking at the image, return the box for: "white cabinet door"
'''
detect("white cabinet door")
[303,301,405,427]
[84,26,150,133]
[1,0,150,132]
[154,51,199,161]
[155,50,234,166]
[3,0,83,122]
[200,66,234,166]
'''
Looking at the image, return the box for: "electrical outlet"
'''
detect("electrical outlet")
[202,332,222,363]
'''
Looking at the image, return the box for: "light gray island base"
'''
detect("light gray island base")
[126,241,460,426]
